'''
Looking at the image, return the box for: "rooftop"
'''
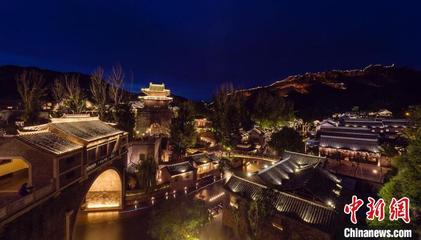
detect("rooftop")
[187,153,218,165]
[320,135,379,152]
[140,83,172,100]
[225,175,337,232]
[163,161,195,176]
[17,131,82,155]
[51,119,123,142]
[255,151,340,203]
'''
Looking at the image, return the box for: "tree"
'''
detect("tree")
[114,102,135,140]
[52,79,65,104]
[269,127,304,155]
[369,106,421,231]
[251,89,294,129]
[63,74,86,113]
[148,198,209,240]
[210,84,243,146]
[90,67,108,119]
[170,101,196,160]
[380,143,399,158]
[108,64,124,108]
[16,71,46,124]
[135,156,157,193]
[247,188,277,239]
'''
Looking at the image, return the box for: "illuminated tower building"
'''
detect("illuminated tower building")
[134,83,173,137]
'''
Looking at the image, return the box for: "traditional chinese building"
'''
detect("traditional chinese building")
[341,118,411,139]
[133,83,173,137]
[0,114,128,240]
[318,126,381,163]
[223,151,342,239]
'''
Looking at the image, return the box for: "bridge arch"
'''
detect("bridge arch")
[82,168,123,211]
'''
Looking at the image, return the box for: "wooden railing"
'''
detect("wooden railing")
[0,181,55,222]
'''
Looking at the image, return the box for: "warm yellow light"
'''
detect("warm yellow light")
[86,203,120,209]
[209,192,225,202]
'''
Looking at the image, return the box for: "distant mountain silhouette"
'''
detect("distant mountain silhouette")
[237,64,421,119]
[0,65,187,104]
[0,65,97,102]
[1,64,420,119]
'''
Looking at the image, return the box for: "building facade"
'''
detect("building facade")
[133,83,173,138]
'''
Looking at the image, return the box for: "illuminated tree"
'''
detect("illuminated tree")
[63,74,86,113]
[369,106,421,231]
[90,66,108,119]
[247,188,277,239]
[135,156,157,193]
[210,84,243,146]
[170,101,196,160]
[16,71,46,123]
[269,127,304,155]
[251,89,294,129]
[148,198,209,240]
[52,79,65,104]
[108,64,124,107]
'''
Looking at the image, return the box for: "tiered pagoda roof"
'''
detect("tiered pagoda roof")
[139,83,172,101]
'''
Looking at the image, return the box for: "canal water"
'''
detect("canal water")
[75,183,235,240]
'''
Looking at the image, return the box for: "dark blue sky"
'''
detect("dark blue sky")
[0,1,420,100]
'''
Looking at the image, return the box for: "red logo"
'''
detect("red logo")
[344,196,411,224]
[366,197,385,221]
[389,197,410,223]
[344,195,364,224]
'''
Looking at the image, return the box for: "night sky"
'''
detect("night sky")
[0,0,420,100]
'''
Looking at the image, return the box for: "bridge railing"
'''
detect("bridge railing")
[0,181,55,222]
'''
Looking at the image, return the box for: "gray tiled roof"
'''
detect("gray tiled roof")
[256,151,340,204]
[320,135,379,152]
[226,175,337,232]
[17,131,82,155]
[187,153,219,165]
[51,120,123,142]
[164,161,195,176]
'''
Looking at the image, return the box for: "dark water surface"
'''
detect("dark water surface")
[75,183,233,240]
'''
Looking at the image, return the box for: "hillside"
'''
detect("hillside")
[0,65,96,102]
[238,65,421,119]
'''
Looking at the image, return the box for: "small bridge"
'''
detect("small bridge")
[0,116,128,240]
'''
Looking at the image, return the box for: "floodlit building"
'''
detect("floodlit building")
[318,126,380,162]
[128,83,174,168]
[341,118,411,137]
[186,152,219,179]
[224,151,341,239]
[133,83,173,137]
[0,114,128,213]
[159,161,196,192]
